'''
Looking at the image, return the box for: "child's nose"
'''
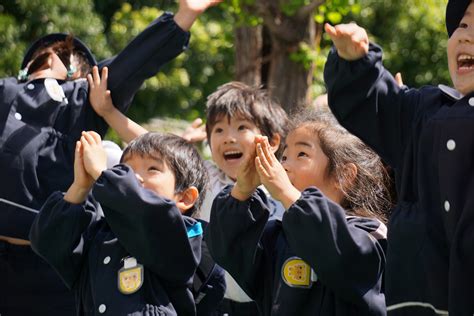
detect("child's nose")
[135,173,145,185]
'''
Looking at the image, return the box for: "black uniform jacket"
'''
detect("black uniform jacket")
[206,185,387,316]
[30,165,202,316]
[324,43,474,316]
[0,12,189,240]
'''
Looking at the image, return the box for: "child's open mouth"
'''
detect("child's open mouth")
[457,54,474,71]
[223,151,243,161]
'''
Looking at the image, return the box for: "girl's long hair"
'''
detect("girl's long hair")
[289,109,392,222]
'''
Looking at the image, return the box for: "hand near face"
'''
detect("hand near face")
[231,141,261,201]
[324,23,369,61]
[81,131,108,180]
[255,136,301,209]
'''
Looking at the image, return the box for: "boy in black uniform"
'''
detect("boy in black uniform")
[30,131,208,315]
[0,1,220,315]
[324,0,474,315]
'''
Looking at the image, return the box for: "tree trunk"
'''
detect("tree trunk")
[234,26,263,86]
[233,0,323,113]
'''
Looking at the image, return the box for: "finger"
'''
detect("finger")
[101,67,108,90]
[256,142,272,171]
[81,131,96,146]
[255,156,270,179]
[191,118,203,128]
[80,135,90,151]
[92,66,100,85]
[324,23,338,38]
[75,141,82,159]
[395,72,404,87]
[87,74,94,89]
[261,137,275,165]
[88,131,102,144]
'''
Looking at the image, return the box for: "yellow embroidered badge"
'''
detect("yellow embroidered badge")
[118,257,144,294]
[281,257,314,288]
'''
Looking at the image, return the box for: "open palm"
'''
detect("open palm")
[179,0,222,14]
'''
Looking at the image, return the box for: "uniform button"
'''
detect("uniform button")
[14,112,22,121]
[27,83,35,90]
[469,97,474,106]
[446,139,456,151]
[103,256,111,265]
[444,200,451,212]
[98,304,106,313]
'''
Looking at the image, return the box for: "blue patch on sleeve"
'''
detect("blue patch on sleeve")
[187,222,203,238]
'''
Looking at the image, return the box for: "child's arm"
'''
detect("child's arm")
[324,22,422,168]
[206,185,274,302]
[281,188,386,308]
[96,0,222,115]
[91,165,201,285]
[29,138,101,288]
[88,66,148,143]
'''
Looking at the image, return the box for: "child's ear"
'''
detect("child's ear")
[175,186,199,214]
[269,133,281,154]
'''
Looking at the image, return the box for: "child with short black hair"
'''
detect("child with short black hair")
[207,109,390,316]
[202,81,289,315]
[324,1,474,314]
[30,131,208,315]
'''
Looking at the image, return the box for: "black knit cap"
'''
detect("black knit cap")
[446,0,472,37]
[21,33,97,69]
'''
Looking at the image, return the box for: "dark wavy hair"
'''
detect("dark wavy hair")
[289,109,392,222]
[120,132,209,217]
[206,81,289,158]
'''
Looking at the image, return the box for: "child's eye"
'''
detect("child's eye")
[459,22,468,29]
[297,152,308,157]
[148,166,161,172]
[281,155,287,162]
[238,125,248,131]
[213,127,223,134]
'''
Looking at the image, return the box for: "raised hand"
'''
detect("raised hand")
[64,141,95,204]
[181,118,207,143]
[88,66,114,118]
[81,131,108,180]
[255,136,300,209]
[324,23,369,61]
[231,141,261,201]
[174,0,223,31]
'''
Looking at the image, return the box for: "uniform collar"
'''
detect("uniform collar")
[438,84,462,100]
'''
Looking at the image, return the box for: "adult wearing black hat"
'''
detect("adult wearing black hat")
[0,1,220,315]
[323,0,474,315]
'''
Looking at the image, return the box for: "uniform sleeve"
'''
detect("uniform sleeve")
[282,187,385,305]
[206,185,272,300]
[29,191,99,289]
[97,12,190,113]
[324,43,422,168]
[92,164,201,286]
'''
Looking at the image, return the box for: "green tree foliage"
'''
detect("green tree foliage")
[107,3,234,122]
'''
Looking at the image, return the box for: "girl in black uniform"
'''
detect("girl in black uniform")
[207,110,391,316]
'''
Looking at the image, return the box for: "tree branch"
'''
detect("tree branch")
[295,0,325,20]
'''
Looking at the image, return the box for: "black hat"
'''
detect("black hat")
[21,33,97,69]
[446,0,471,37]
